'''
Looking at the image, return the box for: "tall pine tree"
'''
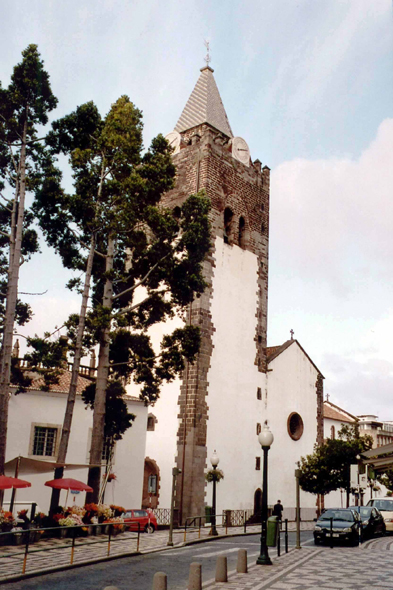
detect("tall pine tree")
[0,45,57,477]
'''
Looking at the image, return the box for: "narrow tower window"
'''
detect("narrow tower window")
[224,208,233,244]
[257,387,262,400]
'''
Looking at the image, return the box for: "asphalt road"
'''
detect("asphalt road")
[2,532,315,590]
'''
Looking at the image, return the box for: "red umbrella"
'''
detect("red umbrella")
[45,478,93,492]
[0,475,31,490]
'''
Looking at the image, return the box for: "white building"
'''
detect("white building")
[4,369,147,512]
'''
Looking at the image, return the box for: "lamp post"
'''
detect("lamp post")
[210,450,219,536]
[257,423,274,566]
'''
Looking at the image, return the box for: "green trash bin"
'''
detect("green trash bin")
[266,515,279,547]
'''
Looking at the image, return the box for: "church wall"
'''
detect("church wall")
[205,235,267,514]
[4,390,147,511]
[266,343,320,519]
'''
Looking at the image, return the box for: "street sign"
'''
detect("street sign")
[359,474,367,489]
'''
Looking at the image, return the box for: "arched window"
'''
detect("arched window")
[331,425,335,439]
[224,208,233,244]
[238,216,246,248]
[256,423,261,435]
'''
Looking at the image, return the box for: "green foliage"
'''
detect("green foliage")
[82,380,135,442]
[15,333,67,393]
[298,424,373,496]
[205,468,224,483]
[35,95,211,407]
[0,45,57,335]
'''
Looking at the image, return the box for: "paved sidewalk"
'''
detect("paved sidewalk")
[202,537,393,590]
[0,522,313,582]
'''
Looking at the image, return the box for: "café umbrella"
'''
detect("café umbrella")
[45,478,93,507]
[0,475,32,513]
[0,475,32,490]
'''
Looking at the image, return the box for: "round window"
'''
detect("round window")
[287,413,304,441]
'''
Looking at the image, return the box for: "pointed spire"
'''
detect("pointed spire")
[175,67,233,138]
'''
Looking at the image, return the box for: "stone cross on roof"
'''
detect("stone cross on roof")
[175,66,233,138]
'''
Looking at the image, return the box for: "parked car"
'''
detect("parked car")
[367,498,393,533]
[350,505,385,540]
[313,508,360,546]
[121,509,157,533]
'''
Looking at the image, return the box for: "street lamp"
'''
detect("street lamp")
[210,450,219,536]
[257,422,274,566]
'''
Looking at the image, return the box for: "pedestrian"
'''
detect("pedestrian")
[272,499,283,520]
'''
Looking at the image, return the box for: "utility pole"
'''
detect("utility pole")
[295,469,301,549]
[167,467,181,546]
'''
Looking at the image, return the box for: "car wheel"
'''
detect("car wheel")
[314,538,321,546]
[145,523,155,534]
[351,536,359,547]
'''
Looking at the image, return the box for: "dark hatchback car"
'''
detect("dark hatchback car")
[314,508,360,546]
[350,505,385,540]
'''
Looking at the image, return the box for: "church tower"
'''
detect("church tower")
[157,64,270,522]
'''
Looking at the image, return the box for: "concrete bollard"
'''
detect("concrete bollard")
[216,556,228,583]
[152,572,167,590]
[188,562,202,590]
[237,549,248,573]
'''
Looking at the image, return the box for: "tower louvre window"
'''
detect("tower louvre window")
[256,423,261,435]
[257,387,262,400]
[238,216,246,248]
[255,457,261,470]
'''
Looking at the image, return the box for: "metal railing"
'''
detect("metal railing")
[0,522,140,576]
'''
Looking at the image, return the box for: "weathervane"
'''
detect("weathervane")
[204,40,211,66]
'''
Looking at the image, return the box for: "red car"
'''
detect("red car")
[122,509,157,533]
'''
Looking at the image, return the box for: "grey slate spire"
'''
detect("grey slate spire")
[175,66,233,138]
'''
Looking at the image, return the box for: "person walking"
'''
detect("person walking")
[273,499,283,520]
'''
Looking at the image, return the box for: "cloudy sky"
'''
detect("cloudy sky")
[1,0,392,416]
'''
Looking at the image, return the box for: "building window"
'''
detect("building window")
[287,412,304,441]
[238,216,246,248]
[30,424,60,457]
[256,423,261,435]
[261,222,265,234]
[148,474,157,494]
[257,387,262,400]
[331,425,335,439]
[255,457,261,470]
[224,207,234,244]
[147,414,157,431]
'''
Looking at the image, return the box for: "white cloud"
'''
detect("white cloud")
[270,118,393,295]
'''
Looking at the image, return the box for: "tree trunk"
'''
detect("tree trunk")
[86,234,115,503]
[0,117,27,477]
[49,233,96,514]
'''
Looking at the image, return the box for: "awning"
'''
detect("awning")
[5,456,101,476]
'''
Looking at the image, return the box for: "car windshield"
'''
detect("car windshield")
[319,510,354,522]
[358,507,372,518]
[372,500,393,512]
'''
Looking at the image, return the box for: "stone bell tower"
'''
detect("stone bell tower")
[160,64,270,522]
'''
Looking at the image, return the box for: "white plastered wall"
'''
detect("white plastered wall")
[205,236,266,515]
